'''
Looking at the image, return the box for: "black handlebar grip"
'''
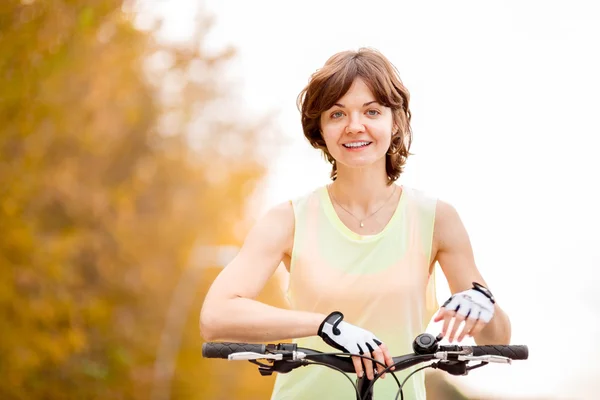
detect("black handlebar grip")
[470,345,529,360]
[202,342,266,359]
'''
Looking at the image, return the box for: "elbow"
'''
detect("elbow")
[200,295,242,341]
[199,305,221,342]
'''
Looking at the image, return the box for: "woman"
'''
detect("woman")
[200,48,511,399]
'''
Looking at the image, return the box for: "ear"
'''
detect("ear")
[392,119,400,135]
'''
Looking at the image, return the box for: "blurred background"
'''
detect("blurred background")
[1,0,598,399]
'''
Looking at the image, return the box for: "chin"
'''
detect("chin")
[337,156,384,170]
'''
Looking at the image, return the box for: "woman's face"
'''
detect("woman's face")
[320,78,395,171]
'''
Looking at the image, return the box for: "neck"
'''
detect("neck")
[329,163,396,215]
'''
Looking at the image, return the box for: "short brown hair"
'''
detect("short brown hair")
[297,48,412,183]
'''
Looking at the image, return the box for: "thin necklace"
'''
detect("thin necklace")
[328,185,397,228]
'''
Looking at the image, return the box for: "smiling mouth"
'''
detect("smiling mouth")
[342,141,372,149]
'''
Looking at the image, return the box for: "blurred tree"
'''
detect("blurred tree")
[0,0,269,399]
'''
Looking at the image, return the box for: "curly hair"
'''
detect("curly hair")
[297,48,412,183]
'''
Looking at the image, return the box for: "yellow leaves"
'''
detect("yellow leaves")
[0,1,269,399]
[67,326,87,353]
[1,197,19,217]
[78,6,95,30]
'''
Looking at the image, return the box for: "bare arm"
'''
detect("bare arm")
[199,201,326,343]
[432,200,512,345]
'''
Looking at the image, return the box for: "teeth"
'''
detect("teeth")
[343,142,370,148]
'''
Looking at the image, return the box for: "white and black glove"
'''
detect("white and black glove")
[441,282,496,323]
[317,311,382,355]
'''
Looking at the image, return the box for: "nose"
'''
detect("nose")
[345,112,365,134]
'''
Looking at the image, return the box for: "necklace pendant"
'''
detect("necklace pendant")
[360,221,364,228]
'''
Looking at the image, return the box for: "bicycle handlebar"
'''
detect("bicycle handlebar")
[202,342,529,365]
[201,333,528,400]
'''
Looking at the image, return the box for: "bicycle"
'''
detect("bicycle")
[202,332,528,399]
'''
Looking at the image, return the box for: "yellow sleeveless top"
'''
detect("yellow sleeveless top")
[270,185,438,400]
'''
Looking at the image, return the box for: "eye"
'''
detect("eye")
[366,109,381,116]
[330,111,345,119]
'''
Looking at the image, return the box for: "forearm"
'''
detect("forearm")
[200,297,326,343]
[473,304,511,345]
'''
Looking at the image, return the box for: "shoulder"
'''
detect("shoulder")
[290,185,324,207]
[402,185,436,201]
[260,185,322,220]
[435,199,459,224]
[401,185,438,216]
[401,186,456,221]
[401,187,461,249]
[252,186,322,254]
[241,200,295,259]
[257,201,295,235]
[433,199,469,251]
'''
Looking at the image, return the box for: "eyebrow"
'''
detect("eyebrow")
[333,100,379,108]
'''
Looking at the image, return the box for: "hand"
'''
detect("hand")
[318,311,394,380]
[434,282,496,343]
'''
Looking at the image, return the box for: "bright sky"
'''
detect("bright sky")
[149,1,600,398]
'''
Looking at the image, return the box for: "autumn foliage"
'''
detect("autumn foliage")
[0,1,272,398]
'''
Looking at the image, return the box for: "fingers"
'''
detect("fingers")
[358,340,392,381]
[437,293,494,342]
[369,341,395,380]
[457,316,477,342]
[480,306,494,323]
[433,306,446,323]
[457,304,481,341]
[443,316,489,342]
[439,313,489,342]
[362,355,375,380]
[379,342,396,372]
[351,356,364,378]
[371,343,387,379]
[359,344,375,381]
[436,296,460,323]
[441,309,455,337]
[469,319,487,337]
[448,312,466,342]
[370,346,386,379]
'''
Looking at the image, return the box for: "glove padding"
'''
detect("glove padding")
[317,311,382,355]
[441,282,496,323]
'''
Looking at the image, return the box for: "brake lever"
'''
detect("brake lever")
[435,351,511,364]
[466,361,489,372]
[229,351,306,361]
[229,352,283,360]
[458,354,511,364]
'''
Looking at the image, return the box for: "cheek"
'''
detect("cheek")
[380,120,395,145]
[369,123,393,144]
[320,126,341,148]
[383,132,393,147]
